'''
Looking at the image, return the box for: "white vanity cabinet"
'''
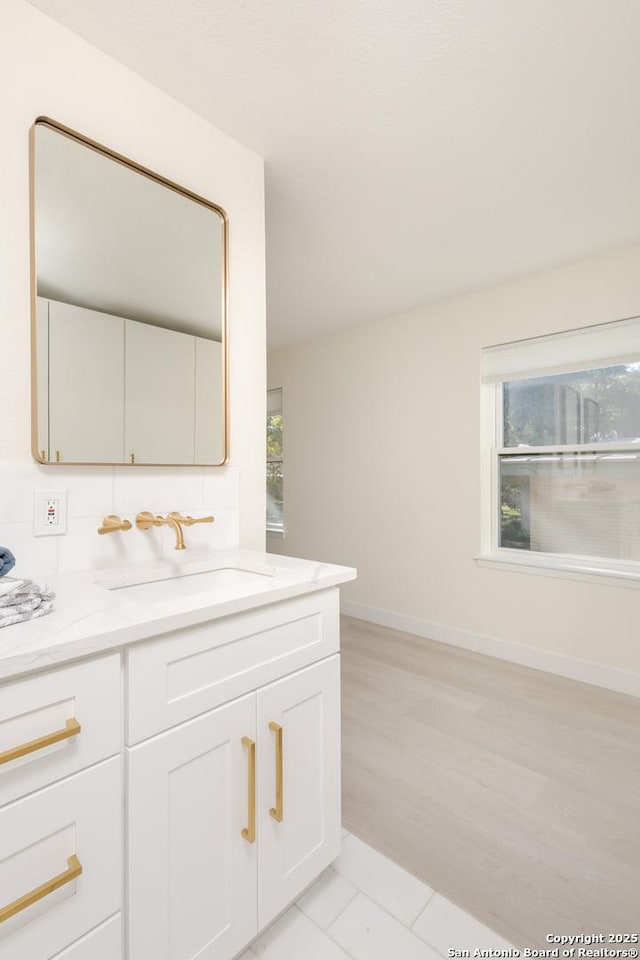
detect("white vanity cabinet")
[0,574,351,960]
[126,589,342,960]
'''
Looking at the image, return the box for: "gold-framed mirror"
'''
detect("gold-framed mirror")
[30,117,228,466]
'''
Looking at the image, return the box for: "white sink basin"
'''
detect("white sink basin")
[96,564,275,603]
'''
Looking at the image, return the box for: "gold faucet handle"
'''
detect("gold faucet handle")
[97,515,132,535]
[167,512,215,526]
[135,511,160,531]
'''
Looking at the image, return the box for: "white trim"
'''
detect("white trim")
[340,600,640,699]
[499,442,640,456]
[266,527,285,539]
[479,380,497,556]
[476,551,640,587]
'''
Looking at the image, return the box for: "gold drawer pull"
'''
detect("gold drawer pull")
[0,718,82,767]
[241,736,256,844]
[269,721,283,823]
[0,854,83,924]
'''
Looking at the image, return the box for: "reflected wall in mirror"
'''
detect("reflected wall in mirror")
[30,118,228,466]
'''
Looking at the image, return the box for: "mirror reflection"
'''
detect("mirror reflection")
[31,119,227,465]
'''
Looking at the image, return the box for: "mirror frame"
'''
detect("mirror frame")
[29,116,229,467]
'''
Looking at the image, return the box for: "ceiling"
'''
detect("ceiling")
[26,0,640,349]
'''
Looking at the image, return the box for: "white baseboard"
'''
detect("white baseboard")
[340,600,640,699]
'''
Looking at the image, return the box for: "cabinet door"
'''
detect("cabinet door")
[195,337,224,463]
[48,300,124,463]
[125,319,195,464]
[257,656,341,927]
[127,694,257,960]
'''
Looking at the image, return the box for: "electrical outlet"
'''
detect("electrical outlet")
[34,490,68,537]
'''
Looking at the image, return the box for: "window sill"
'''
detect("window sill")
[475,552,640,589]
[266,527,285,539]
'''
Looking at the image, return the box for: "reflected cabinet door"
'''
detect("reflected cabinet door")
[47,300,125,463]
[195,338,223,463]
[124,320,196,464]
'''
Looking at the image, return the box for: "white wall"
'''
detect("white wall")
[268,243,640,687]
[0,0,266,576]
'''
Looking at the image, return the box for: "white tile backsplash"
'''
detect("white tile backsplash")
[0,461,240,577]
[180,508,240,552]
[56,467,115,519]
[57,516,164,573]
[113,465,204,516]
[0,464,44,523]
[202,465,240,509]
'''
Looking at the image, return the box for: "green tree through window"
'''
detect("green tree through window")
[267,389,283,532]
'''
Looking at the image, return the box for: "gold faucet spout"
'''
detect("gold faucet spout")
[167,512,214,549]
[135,511,186,550]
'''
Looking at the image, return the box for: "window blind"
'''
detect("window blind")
[482,315,640,383]
[267,387,282,415]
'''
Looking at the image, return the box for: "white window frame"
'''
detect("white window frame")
[266,387,284,537]
[477,320,640,587]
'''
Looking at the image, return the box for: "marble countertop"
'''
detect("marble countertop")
[0,550,357,682]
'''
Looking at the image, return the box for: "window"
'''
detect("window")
[267,388,284,534]
[481,318,640,580]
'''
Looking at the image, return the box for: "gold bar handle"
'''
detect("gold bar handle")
[0,718,82,767]
[241,736,256,844]
[0,855,83,924]
[269,721,283,823]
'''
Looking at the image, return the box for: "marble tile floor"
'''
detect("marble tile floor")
[239,831,513,960]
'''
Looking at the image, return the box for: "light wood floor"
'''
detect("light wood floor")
[340,616,640,948]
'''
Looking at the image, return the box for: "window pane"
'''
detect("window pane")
[267,413,282,458]
[503,364,640,447]
[500,453,640,560]
[267,388,283,531]
[266,460,283,529]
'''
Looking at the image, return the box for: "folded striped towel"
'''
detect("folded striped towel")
[0,577,55,628]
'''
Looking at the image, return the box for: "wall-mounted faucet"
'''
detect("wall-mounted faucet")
[135,511,214,550]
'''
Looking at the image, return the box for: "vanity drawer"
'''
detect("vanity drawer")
[49,914,122,960]
[127,588,339,743]
[0,757,121,960]
[0,655,121,808]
